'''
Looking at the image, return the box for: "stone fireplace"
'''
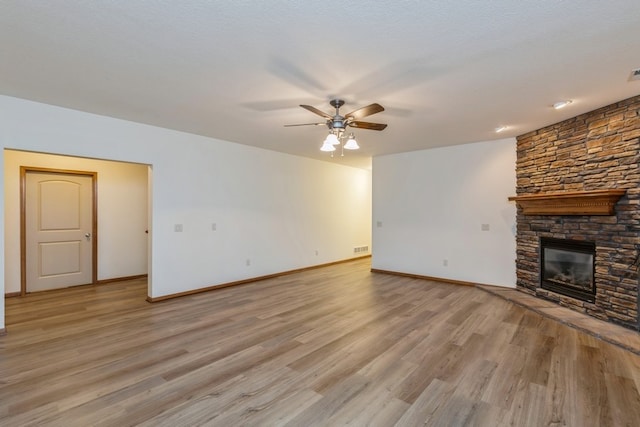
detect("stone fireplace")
[512,95,640,331]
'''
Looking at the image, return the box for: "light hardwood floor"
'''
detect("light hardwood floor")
[1,258,639,426]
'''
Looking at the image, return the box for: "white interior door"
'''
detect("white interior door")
[25,171,94,292]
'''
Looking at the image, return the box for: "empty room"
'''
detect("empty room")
[1,2,639,426]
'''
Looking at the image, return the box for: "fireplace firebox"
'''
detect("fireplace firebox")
[540,238,596,303]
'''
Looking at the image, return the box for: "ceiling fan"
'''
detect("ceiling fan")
[284,99,388,132]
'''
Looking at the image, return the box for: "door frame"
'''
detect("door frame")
[20,166,98,296]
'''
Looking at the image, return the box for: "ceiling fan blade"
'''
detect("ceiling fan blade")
[349,121,388,131]
[300,105,332,120]
[284,122,326,127]
[344,103,385,120]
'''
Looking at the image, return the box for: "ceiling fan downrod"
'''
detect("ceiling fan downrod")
[329,99,346,129]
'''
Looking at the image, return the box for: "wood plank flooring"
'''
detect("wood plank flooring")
[1,258,639,426]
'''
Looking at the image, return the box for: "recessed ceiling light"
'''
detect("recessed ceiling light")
[553,100,573,109]
[495,125,508,133]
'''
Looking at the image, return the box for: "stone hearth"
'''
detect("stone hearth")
[513,95,639,331]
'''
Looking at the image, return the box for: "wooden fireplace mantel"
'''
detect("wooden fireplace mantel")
[508,189,626,215]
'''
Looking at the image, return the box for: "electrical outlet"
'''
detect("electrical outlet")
[212,223,217,231]
[315,250,319,256]
[174,224,183,232]
[443,259,448,267]
[246,258,251,266]
[481,223,490,231]
[376,221,383,228]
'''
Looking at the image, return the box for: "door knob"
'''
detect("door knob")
[85,233,91,240]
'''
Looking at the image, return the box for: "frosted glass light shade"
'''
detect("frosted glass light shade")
[320,141,336,152]
[324,133,340,145]
[344,135,359,150]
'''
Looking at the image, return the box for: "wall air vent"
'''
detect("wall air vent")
[629,68,640,81]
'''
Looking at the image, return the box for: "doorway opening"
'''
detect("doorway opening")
[5,149,151,298]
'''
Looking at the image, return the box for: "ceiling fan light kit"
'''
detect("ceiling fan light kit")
[285,99,387,156]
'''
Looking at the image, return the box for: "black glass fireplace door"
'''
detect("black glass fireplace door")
[541,238,595,302]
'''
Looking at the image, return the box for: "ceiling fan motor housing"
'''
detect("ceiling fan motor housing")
[330,117,345,129]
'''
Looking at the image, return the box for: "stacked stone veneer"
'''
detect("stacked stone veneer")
[515,95,640,330]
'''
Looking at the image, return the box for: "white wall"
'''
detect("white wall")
[0,95,372,329]
[0,150,4,329]
[372,138,516,287]
[4,150,149,293]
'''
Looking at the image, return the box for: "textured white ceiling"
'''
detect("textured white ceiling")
[2,1,639,169]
